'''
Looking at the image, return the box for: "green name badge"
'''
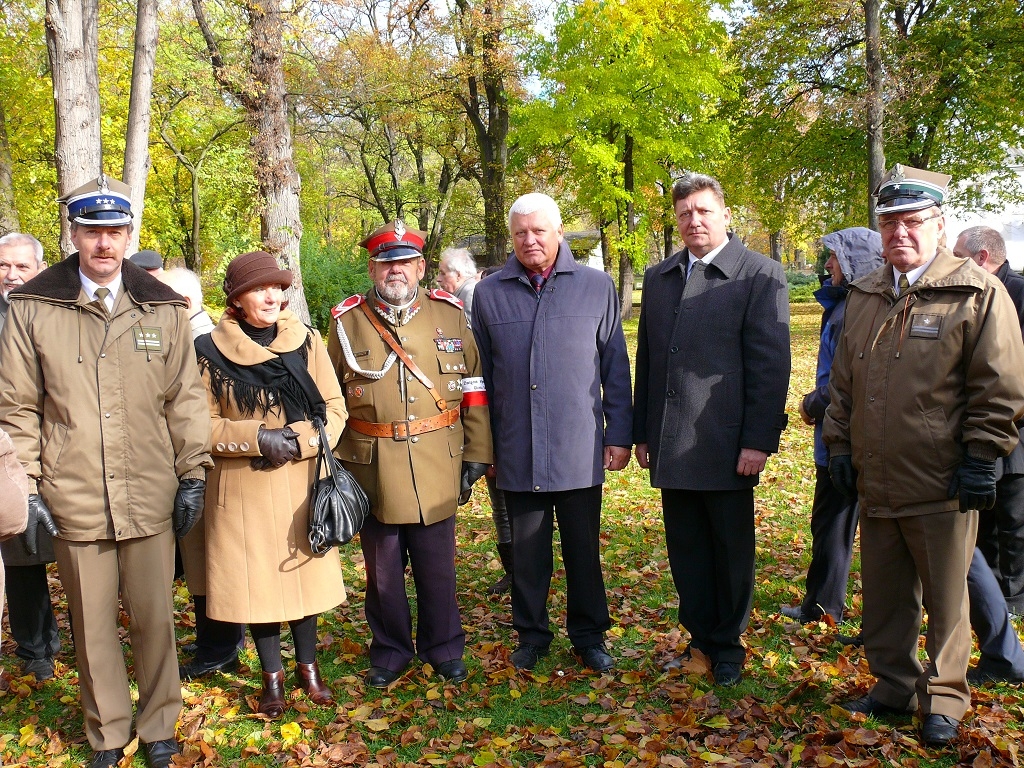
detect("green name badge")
[133,326,164,352]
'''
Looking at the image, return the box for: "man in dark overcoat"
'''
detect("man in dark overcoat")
[633,172,791,687]
[472,192,633,673]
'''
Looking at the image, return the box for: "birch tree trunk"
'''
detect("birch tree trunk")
[45,0,102,256]
[865,0,885,231]
[0,103,20,234]
[123,0,159,255]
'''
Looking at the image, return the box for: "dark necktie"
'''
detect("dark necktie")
[530,273,546,294]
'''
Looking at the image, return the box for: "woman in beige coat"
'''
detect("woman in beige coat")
[195,252,347,717]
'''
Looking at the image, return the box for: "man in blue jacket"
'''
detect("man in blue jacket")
[472,193,633,673]
[781,227,882,626]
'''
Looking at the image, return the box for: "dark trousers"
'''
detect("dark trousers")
[360,513,464,672]
[4,563,61,661]
[800,464,859,622]
[662,488,755,665]
[504,485,609,649]
[968,546,1024,678]
[191,594,244,662]
[487,475,511,545]
[978,473,1024,614]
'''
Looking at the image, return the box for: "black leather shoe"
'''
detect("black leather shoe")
[921,714,959,746]
[179,650,239,680]
[364,666,401,688]
[713,661,743,686]
[577,644,614,672]
[89,749,125,768]
[836,632,864,647]
[21,657,55,681]
[660,648,693,672]
[968,664,1024,685]
[779,605,812,622]
[436,659,468,683]
[141,738,180,768]
[510,643,549,670]
[841,694,911,716]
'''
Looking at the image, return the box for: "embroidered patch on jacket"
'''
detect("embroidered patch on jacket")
[908,314,942,339]
[133,327,163,352]
[435,337,464,353]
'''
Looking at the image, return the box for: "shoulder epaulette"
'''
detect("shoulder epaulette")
[330,294,366,319]
[428,288,464,309]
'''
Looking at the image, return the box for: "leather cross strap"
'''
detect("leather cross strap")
[347,408,460,440]
[359,301,448,412]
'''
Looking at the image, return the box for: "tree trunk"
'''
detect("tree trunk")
[865,0,885,231]
[599,217,611,276]
[0,102,20,234]
[769,231,783,263]
[123,0,159,255]
[45,0,102,256]
[618,133,635,322]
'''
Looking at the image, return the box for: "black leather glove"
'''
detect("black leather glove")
[828,455,858,499]
[459,462,489,505]
[173,478,206,538]
[257,426,301,468]
[22,494,59,557]
[947,454,997,512]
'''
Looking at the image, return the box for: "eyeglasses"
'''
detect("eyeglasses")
[879,212,942,234]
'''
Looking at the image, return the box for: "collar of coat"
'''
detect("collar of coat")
[209,309,311,366]
[497,239,580,280]
[7,253,185,308]
[850,246,990,297]
[656,233,750,279]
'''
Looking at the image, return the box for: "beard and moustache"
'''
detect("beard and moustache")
[376,272,418,305]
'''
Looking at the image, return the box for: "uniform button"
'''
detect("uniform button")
[446,364,451,370]
[407,375,413,381]
[240,442,250,451]
[228,442,238,451]
[409,396,417,403]
[351,454,357,460]
[104,412,111,418]
[869,396,875,402]
[867,452,873,458]
[100,353,106,358]
[401,336,408,342]
[670,346,678,353]
[409,414,415,419]
[308,436,318,447]
[411,436,419,443]
[533,485,541,491]
[531,384,537,390]
[108,472,114,479]
[674,308,680,314]
[667,390,676,397]
[117,530,122,536]
[216,442,226,451]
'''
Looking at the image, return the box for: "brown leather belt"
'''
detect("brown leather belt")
[346,408,459,441]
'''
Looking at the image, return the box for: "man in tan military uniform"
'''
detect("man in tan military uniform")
[0,177,213,768]
[328,220,492,688]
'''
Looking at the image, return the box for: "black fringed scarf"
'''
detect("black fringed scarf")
[194,328,318,423]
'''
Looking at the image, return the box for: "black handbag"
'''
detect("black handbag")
[308,416,370,554]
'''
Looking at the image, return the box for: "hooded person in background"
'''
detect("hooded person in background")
[781,227,883,628]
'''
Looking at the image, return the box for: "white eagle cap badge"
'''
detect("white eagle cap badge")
[394,219,407,240]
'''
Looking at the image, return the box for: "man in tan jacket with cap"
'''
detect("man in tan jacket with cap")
[0,175,213,768]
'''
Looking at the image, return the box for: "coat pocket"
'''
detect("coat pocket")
[40,422,69,480]
[337,434,374,465]
[922,407,958,471]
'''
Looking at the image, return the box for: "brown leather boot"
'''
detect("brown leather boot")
[295,661,335,706]
[258,669,286,718]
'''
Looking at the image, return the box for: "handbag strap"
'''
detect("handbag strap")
[313,416,340,484]
[359,301,447,412]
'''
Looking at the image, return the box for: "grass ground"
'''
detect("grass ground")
[2,303,1022,766]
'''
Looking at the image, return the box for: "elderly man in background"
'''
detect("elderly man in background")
[949,226,1024,684]
[0,176,213,768]
[129,249,164,276]
[438,246,514,594]
[781,227,882,629]
[159,267,216,339]
[472,192,633,673]
[0,232,63,683]
[824,165,1024,746]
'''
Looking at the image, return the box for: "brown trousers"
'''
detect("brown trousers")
[860,508,977,720]
[54,530,180,750]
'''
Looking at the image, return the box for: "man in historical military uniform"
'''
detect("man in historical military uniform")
[824,165,1024,747]
[0,176,213,768]
[0,232,63,683]
[327,220,492,688]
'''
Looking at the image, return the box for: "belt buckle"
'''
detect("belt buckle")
[392,419,410,441]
